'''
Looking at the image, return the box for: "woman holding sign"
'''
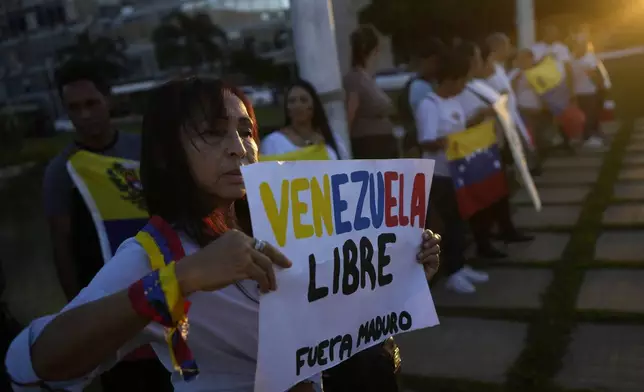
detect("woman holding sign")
[261,80,339,161]
[5,77,441,392]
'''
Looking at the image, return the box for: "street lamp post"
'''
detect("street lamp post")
[289,0,352,159]
[516,0,536,49]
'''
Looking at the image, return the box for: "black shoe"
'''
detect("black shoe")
[477,246,508,259]
[500,231,535,243]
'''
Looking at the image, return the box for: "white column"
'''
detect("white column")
[516,0,536,49]
[290,0,352,159]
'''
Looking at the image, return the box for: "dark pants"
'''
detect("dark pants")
[577,94,602,140]
[427,176,467,275]
[323,338,400,392]
[469,197,516,252]
[101,358,173,392]
[520,109,554,159]
[351,135,399,159]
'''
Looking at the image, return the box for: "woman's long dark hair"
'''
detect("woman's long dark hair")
[283,79,339,157]
[140,76,258,246]
[350,25,379,68]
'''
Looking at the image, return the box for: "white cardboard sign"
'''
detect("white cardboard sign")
[242,159,440,392]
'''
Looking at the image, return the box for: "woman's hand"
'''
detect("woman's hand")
[417,230,441,281]
[176,230,292,296]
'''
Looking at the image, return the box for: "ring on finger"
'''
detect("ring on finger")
[254,239,267,253]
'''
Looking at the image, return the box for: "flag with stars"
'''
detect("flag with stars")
[446,119,509,219]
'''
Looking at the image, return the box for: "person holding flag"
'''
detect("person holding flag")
[454,42,534,260]
[530,25,581,151]
[413,47,488,294]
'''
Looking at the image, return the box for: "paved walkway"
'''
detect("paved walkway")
[398,120,644,392]
[1,122,642,392]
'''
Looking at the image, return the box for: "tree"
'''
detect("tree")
[56,30,128,81]
[228,37,293,86]
[152,11,228,73]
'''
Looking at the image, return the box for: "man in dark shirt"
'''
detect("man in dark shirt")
[42,61,171,391]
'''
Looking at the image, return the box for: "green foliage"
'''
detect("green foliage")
[152,11,228,72]
[229,38,292,86]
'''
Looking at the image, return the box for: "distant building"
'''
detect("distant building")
[0,0,393,117]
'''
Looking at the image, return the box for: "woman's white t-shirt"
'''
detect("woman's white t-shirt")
[455,80,499,120]
[6,235,321,392]
[414,92,466,177]
[509,68,542,110]
[531,42,572,64]
[260,131,339,160]
[572,52,600,95]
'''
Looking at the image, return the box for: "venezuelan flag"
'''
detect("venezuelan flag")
[524,56,571,116]
[447,119,509,219]
[260,143,330,162]
[66,150,149,263]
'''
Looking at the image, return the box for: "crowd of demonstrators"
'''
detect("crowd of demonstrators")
[401,25,609,293]
[511,24,610,151]
[5,72,441,391]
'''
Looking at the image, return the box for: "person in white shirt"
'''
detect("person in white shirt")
[570,38,607,148]
[532,24,576,152]
[5,77,442,392]
[261,79,339,160]
[413,48,489,294]
[509,49,553,157]
[486,33,534,153]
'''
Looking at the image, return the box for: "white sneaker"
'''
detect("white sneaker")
[461,266,490,283]
[446,270,476,294]
[551,133,564,146]
[583,136,604,148]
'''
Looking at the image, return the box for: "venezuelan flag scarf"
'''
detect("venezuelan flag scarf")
[446,119,509,219]
[260,143,330,162]
[524,56,570,116]
[66,150,149,263]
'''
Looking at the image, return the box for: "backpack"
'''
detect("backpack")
[397,77,420,155]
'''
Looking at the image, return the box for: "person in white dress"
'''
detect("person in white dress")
[532,24,575,151]
[5,77,442,392]
[570,38,608,148]
[509,49,552,157]
[260,80,339,160]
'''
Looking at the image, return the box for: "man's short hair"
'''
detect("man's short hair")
[436,48,471,83]
[415,37,446,60]
[486,33,508,50]
[55,60,111,97]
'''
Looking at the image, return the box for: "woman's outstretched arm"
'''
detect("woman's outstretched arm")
[31,289,151,381]
[6,239,165,387]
